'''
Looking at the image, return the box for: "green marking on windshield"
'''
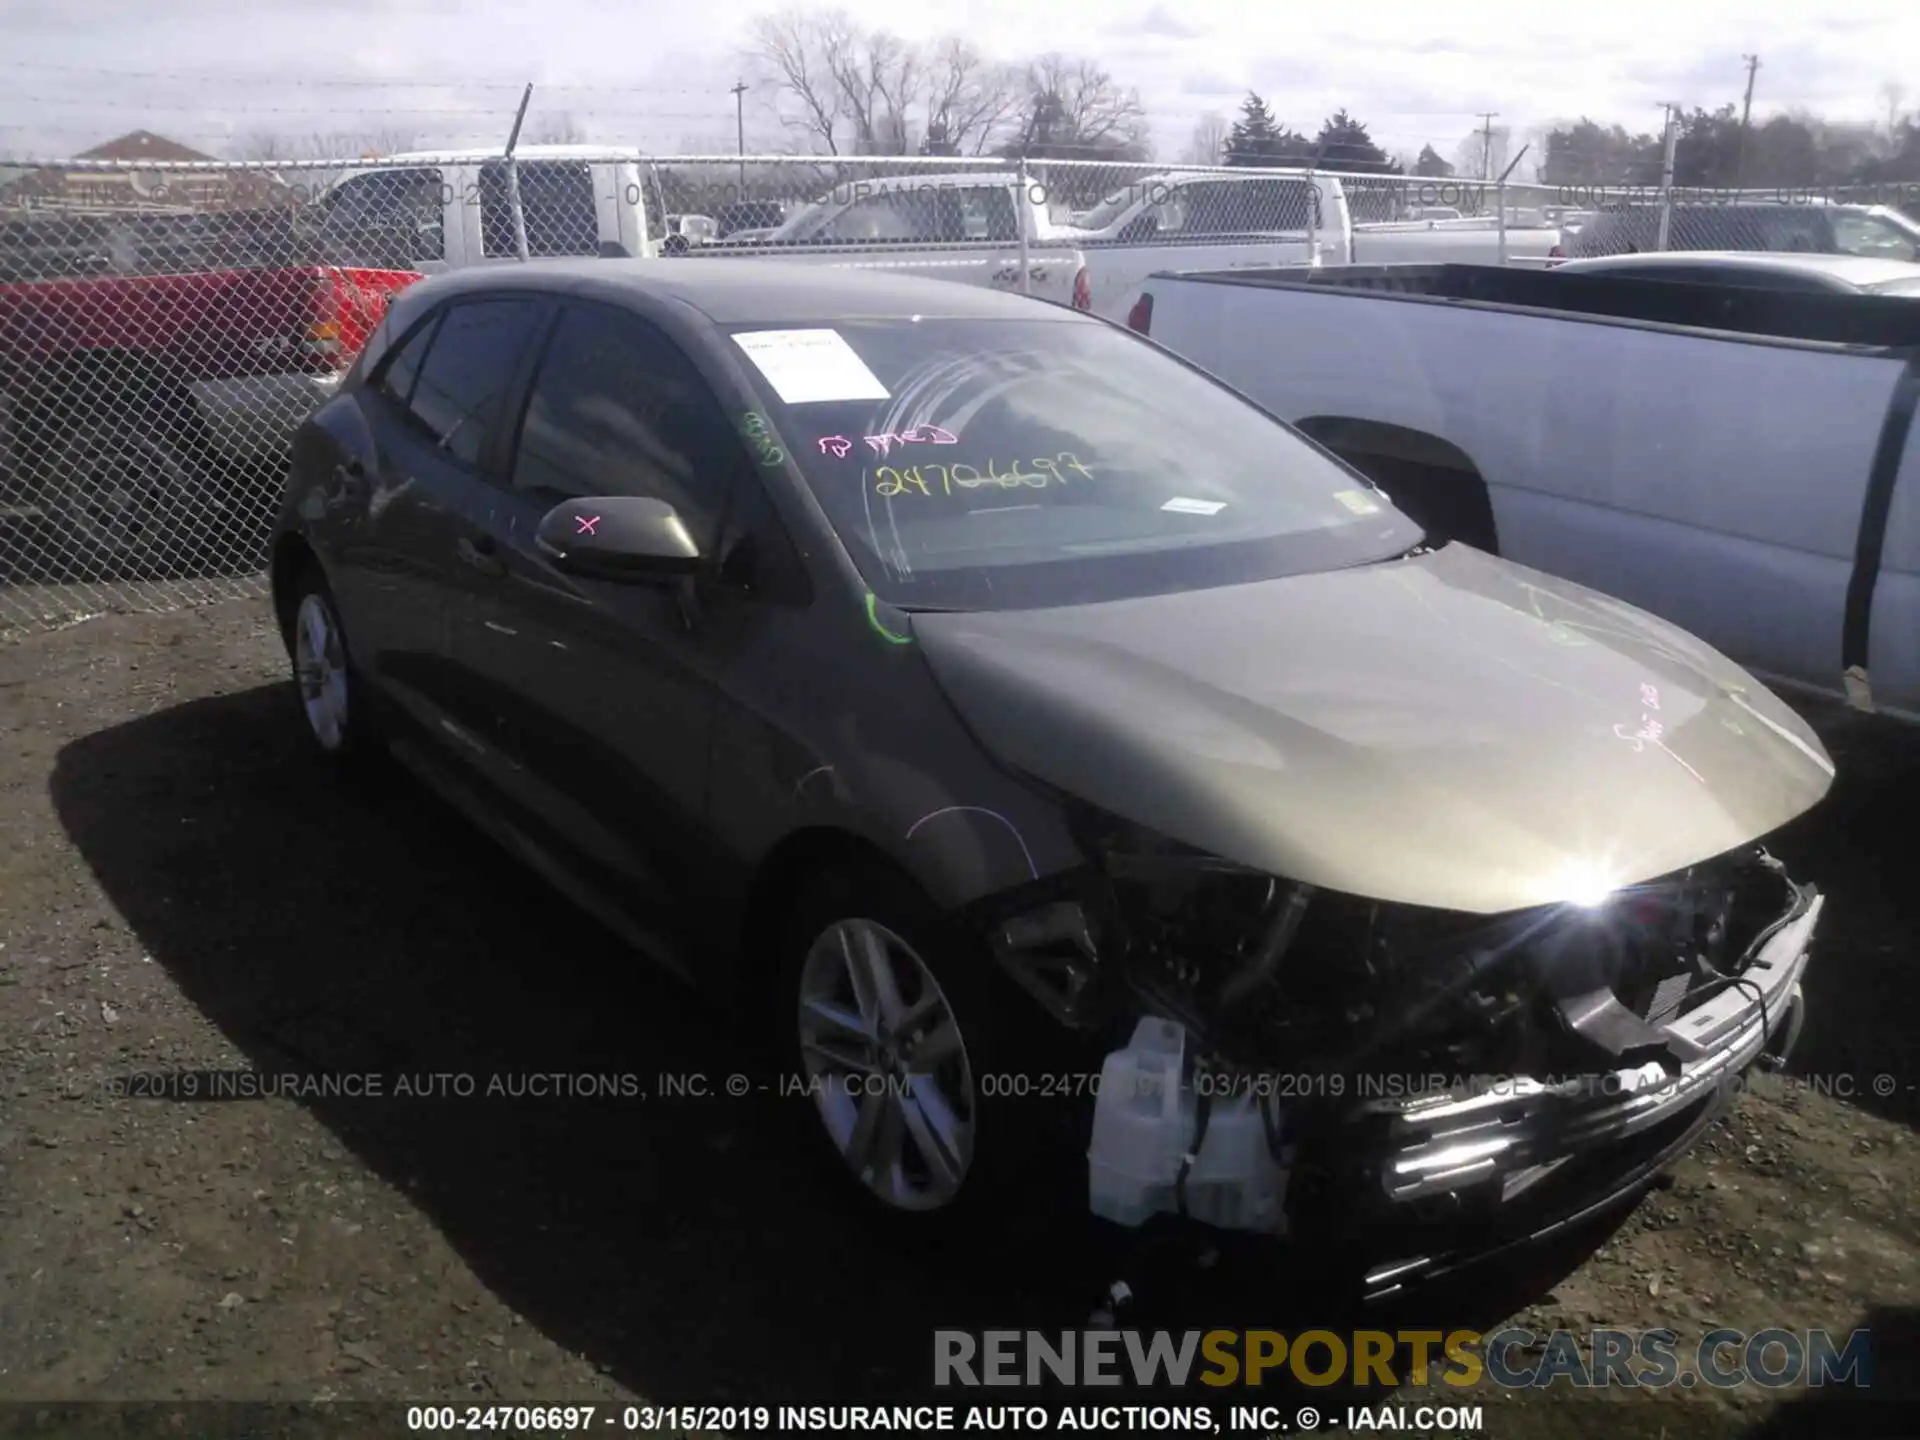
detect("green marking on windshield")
[865,592,912,645]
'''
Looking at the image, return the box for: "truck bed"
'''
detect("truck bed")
[1160,262,1920,351]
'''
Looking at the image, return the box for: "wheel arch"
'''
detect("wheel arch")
[269,531,320,646]
[1292,415,1500,553]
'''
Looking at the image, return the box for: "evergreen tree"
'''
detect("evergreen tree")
[1224,92,1281,166]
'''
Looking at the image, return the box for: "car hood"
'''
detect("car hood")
[911,544,1834,914]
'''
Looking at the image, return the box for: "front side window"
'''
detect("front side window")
[509,303,740,550]
[726,317,1419,611]
[372,312,441,409]
[405,298,545,466]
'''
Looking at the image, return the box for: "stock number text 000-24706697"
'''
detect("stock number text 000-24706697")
[874,454,1096,497]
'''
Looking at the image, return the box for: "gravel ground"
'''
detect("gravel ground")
[0,599,1916,1439]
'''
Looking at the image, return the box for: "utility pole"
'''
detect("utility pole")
[730,80,749,193]
[1734,54,1760,190]
[1476,111,1499,180]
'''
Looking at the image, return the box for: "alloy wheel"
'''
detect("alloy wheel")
[293,591,351,752]
[795,918,977,1211]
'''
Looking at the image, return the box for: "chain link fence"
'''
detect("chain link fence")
[0,149,1629,636]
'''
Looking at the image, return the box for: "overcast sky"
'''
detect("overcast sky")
[2,0,1914,164]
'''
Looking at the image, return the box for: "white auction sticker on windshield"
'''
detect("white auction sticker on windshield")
[1333,489,1382,514]
[1161,497,1227,516]
[731,329,890,405]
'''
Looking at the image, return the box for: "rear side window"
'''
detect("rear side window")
[319,167,445,266]
[1183,179,1318,235]
[479,161,599,258]
[953,187,1019,241]
[405,298,545,465]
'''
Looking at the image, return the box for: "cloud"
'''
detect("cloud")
[1109,6,1205,40]
[0,0,1913,166]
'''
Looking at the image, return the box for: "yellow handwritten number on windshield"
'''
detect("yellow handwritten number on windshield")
[874,453,1095,498]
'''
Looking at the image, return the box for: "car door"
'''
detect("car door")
[449,300,750,921]
[347,293,550,747]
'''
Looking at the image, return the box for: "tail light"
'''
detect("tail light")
[304,268,418,373]
[1072,265,1091,311]
[1126,293,1152,334]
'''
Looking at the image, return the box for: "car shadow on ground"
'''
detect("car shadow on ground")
[50,682,1722,1412]
[1757,702,1920,1132]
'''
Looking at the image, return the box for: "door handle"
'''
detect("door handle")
[457,534,507,579]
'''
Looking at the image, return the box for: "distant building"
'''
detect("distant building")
[2,129,291,213]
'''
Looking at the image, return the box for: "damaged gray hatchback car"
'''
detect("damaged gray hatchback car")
[270,260,1831,1292]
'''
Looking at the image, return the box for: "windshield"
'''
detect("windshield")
[725,317,1421,611]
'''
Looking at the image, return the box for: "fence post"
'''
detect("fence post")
[1493,145,1530,266]
[1306,162,1321,264]
[1016,156,1031,295]
[503,82,534,262]
[1655,104,1678,251]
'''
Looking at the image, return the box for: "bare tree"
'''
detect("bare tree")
[750,8,858,154]
[228,129,415,162]
[922,38,1021,156]
[1453,124,1509,181]
[1010,54,1150,158]
[826,27,920,154]
[1180,112,1228,165]
[1883,82,1908,140]
[527,112,589,145]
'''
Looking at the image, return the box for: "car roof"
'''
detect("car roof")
[824,171,1020,193]
[1556,250,1920,287]
[398,257,1090,325]
[379,144,631,164]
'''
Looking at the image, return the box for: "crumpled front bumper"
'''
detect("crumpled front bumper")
[1343,882,1822,1298]
[1377,889,1821,1204]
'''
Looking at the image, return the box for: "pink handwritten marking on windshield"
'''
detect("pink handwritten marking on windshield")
[575,514,601,535]
[818,436,852,458]
[863,425,960,457]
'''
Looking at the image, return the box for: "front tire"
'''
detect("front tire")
[776,860,1072,1232]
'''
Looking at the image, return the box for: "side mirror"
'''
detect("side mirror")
[535,496,701,581]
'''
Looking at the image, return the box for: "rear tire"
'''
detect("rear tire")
[284,562,380,766]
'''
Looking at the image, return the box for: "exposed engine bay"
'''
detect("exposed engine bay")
[980,823,1822,1252]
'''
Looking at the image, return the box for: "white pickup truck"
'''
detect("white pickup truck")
[310,148,1093,310]
[1131,261,1920,719]
[677,169,1091,309]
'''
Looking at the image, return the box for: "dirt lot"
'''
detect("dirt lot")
[0,598,1916,1439]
